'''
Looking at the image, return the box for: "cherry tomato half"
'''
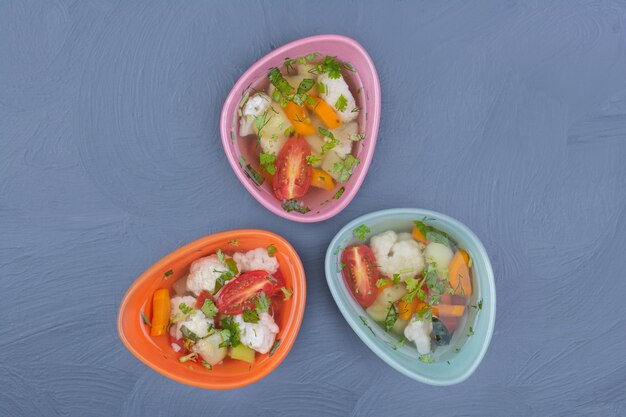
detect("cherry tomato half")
[272,137,312,200]
[216,270,277,315]
[341,245,379,307]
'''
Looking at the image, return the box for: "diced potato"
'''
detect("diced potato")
[259,105,291,140]
[193,333,227,366]
[260,136,287,155]
[392,317,409,335]
[330,121,359,158]
[366,302,388,323]
[424,242,454,273]
[376,284,408,305]
[229,344,256,364]
[320,150,344,182]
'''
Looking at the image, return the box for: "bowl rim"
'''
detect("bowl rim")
[324,208,496,386]
[117,229,307,389]
[220,33,381,223]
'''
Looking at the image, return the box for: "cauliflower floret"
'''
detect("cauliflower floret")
[397,232,414,242]
[329,121,358,158]
[234,313,279,354]
[233,248,279,274]
[239,93,272,136]
[370,230,424,280]
[318,72,358,123]
[170,295,197,319]
[186,255,228,296]
[170,309,213,340]
[404,317,433,355]
[193,333,227,365]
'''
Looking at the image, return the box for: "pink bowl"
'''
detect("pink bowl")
[220,34,381,223]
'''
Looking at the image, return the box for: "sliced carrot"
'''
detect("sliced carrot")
[310,168,335,190]
[377,278,392,293]
[305,96,342,129]
[398,300,413,321]
[150,288,171,337]
[459,249,470,265]
[284,101,316,136]
[448,250,472,297]
[411,225,427,243]
[433,304,465,317]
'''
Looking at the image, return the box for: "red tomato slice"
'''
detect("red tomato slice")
[216,270,276,315]
[341,245,379,307]
[195,290,213,309]
[272,137,312,200]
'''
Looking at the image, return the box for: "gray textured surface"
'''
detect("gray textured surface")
[1,1,626,416]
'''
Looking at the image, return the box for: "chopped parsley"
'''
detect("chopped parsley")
[468,256,473,268]
[471,299,483,310]
[266,244,277,256]
[179,303,193,315]
[306,154,321,165]
[180,325,198,342]
[359,315,375,335]
[259,153,276,175]
[418,355,433,364]
[239,156,264,186]
[391,338,406,350]
[200,360,212,370]
[243,308,260,323]
[392,274,401,285]
[319,128,339,154]
[348,133,365,142]
[353,224,370,240]
[253,111,272,138]
[281,287,293,301]
[376,278,389,288]
[335,94,348,112]
[219,316,241,348]
[200,298,218,319]
[383,304,398,332]
[216,249,225,263]
[297,78,315,95]
[268,68,295,96]
[179,352,198,363]
[333,155,360,182]
[468,326,475,337]
[281,199,310,214]
[163,269,173,280]
[316,82,326,94]
[269,339,281,356]
[315,56,342,79]
[333,187,345,199]
[140,311,152,327]
[255,291,270,313]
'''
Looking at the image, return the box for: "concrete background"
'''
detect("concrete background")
[1,1,626,416]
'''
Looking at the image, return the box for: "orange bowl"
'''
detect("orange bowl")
[117,229,306,389]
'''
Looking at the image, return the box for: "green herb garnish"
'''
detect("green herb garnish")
[392,274,401,285]
[216,249,225,263]
[281,287,293,301]
[140,311,152,327]
[353,224,370,240]
[179,303,193,315]
[179,352,198,363]
[268,68,295,96]
[255,291,270,313]
[239,156,264,186]
[180,325,198,342]
[348,133,365,142]
[200,298,218,319]
[391,338,406,350]
[269,339,281,356]
[333,155,360,182]
[468,326,475,337]
[333,187,345,199]
[200,360,212,370]
[267,244,277,256]
[472,299,483,310]
[335,94,348,112]
[319,128,339,154]
[163,269,173,280]
[316,82,326,94]
[359,315,375,335]
[281,199,310,214]
[297,78,315,95]
[243,308,260,323]
[376,278,389,288]
[384,304,398,332]
[315,56,342,79]
[419,355,433,364]
[219,316,241,348]
[259,153,276,175]
[306,154,321,165]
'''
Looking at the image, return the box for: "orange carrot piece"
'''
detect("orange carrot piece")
[411,225,427,243]
[398,300,413,321]
[310,168,335,190]
[433,304,465,317]
[305,96,342,129]
[150,288,171,336]
[284,101,316,136]
[459,249,470,265]
[448,250,472,297]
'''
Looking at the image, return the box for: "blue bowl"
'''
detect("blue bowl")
[324,208,496,385]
